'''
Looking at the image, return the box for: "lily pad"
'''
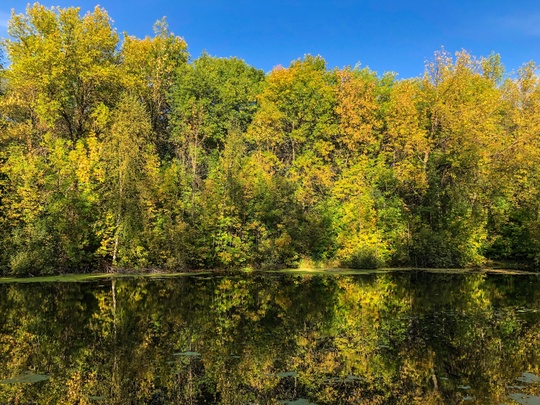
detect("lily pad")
[280,399,317,405]
[277,371,298,378]
[516,372,540,384]
[173,351,201,357]
[508,393,540,405]
[0,373,49,384]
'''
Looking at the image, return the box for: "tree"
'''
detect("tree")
[0,4,120,274]
[248,55,337,167]
[335,67,381,158]
[412,50,504,267]
[97,94,159,268]
[490,62,540,265]
[121,18,188,157]
[2,4,119,145]
[169,53,264,188]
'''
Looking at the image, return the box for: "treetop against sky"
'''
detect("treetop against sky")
[1,0,539,77]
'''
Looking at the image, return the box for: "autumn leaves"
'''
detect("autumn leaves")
[0,5,539,274]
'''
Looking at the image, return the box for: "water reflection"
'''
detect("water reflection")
[0,272,539,404]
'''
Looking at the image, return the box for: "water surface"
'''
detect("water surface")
[0,270,539,404]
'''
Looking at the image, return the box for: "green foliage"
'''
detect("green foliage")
[3,4,119,143]
[120,18,188,157]
[0,4,539,274]
[97,93,158,268]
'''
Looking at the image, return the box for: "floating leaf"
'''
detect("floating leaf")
[516,372,540,384]
[280,399,317,405]
[508,393,540,405]
[277,371,297,378]
[173,351,201,357]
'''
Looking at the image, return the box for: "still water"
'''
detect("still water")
[0,270,539,404]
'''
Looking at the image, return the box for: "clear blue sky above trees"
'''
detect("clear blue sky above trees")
[1,0,539,77]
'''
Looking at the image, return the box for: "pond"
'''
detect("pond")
[0,270,539,404]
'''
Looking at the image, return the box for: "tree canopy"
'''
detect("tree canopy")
[1,4,540,275]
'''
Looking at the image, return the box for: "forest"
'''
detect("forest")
[1,4,540,275]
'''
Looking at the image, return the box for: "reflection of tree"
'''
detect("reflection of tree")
[0,273,539,404]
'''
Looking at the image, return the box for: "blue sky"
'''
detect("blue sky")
[1,1,539,78]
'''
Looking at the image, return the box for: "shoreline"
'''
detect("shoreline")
[0,265,537,283]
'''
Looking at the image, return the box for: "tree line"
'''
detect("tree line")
[1,4,539,275]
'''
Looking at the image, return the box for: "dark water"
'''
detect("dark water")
[0,271,540,404]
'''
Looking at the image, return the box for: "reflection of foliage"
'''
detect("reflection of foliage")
[0,273,539,403]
